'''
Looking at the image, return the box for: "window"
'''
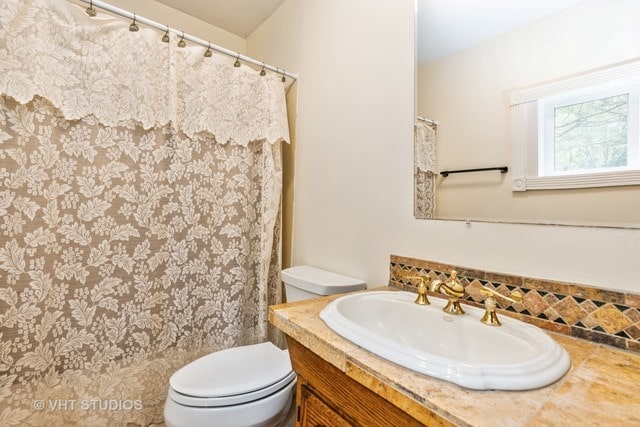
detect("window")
[510,59,640,191]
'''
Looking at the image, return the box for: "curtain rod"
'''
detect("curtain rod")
[416,115,438,126]
[77,0,298,81]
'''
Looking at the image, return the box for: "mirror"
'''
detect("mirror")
[415,0,640,227]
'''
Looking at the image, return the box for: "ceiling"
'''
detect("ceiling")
[155,0,285,38]
[417,0,586,65]
[153,0,585,64]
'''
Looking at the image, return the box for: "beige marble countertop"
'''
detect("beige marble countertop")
[269,288,640,427]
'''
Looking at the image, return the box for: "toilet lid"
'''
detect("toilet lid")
[169,342,293,398]
[168,370,296,407]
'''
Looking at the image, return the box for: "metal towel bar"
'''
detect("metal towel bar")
[440,167,508,177]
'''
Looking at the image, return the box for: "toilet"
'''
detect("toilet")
[164,265,366,427]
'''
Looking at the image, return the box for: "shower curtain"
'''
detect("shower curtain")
[0,0,289,425]
[414,120,437,218]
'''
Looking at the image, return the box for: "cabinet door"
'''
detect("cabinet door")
[300,385,351,427]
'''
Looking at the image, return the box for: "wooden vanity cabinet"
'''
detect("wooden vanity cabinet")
[298,385,351,427]
[286,337,427,427]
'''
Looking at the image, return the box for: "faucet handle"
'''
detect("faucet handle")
[405,275,431,305]
[480,286,523,304]
[479,286,524,326]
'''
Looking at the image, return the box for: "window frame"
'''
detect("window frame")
[510,58,640,192]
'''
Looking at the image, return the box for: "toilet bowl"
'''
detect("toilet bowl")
[164,266,365,427]
[164,342,296,427]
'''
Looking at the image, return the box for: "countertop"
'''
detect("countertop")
[269,288,640,427]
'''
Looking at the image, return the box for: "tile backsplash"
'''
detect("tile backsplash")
[389,255,640,354]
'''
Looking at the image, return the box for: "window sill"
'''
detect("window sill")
[512,169,640,191]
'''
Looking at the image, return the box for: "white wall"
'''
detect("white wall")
[250,0,640,293]
[247,0,416,285]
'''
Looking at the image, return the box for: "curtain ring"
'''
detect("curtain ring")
[234,53,241,68]
[162,25,170,43]
[85,0,97,17]
[204,42,213,58]
[177,31,186,48]
[260,63,266,76]
[129,13,139,32]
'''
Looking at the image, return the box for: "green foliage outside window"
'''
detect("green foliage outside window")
[554,94,629,172]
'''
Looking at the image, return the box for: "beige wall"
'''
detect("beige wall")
[69,0,246,53]
[417,0,640,225]
[247,0,416,286]
[249,0,640,293]
[281,84,298,269]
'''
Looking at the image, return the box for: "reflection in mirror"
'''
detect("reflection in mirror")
[415,0,640,227]
[414,116,437,219]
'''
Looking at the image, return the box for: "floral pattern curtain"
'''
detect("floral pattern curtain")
[0,0,289,425]
[414,120,437,219]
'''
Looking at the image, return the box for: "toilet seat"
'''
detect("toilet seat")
[168,342,294,408]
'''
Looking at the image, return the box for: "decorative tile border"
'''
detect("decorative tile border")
[389,255,640,353]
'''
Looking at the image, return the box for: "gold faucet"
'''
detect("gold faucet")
[430,270,466,315]
[405,275,431,305]
[480,286,524,326]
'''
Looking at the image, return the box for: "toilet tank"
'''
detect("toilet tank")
[281,265,366,302]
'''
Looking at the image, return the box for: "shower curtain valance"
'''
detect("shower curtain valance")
[0,0,290,146]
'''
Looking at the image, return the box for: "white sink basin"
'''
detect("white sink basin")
[319,291,571,390]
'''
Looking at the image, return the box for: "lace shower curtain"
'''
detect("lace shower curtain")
[414,120,437,218]
[0,0,289,425]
